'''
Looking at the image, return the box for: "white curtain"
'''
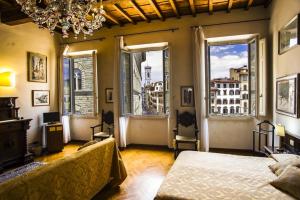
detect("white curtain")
[62,115,71,143]
[192,26,209,152]
[113,36,129,148]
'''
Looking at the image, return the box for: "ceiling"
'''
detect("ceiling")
[0,0,271,28]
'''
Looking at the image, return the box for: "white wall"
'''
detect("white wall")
[0,23,59,144]
[269,0,300,138]
[66,6,269,149]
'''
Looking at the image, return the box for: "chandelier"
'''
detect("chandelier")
[16,0,106,38]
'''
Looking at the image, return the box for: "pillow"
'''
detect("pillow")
[77,140,98,151]
[271,153,300,162]
[269,158,300,176]
[270,166,300,199]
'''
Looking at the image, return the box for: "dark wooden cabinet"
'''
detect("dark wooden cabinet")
[0,97,32,170]
[46,123,63,153]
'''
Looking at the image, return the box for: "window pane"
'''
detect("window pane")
[120,51,131,115]
[141,50,165,115]
[250,40,257,116]
[73,56,94,115]
[63,58,71,115]
[209,43,249,116]
[163,49,170,114]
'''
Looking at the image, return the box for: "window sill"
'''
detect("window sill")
[70,114,99,119]
[208,115,254,121]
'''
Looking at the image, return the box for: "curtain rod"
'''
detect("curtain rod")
[114,28,179,37]
[62,37,106,45]
[191,18,270,28]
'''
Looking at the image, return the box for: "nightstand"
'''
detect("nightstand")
[264,146,288,156]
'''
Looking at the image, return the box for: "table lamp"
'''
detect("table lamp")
[275,124,285,151]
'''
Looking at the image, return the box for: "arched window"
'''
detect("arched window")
[230,99,234,104]
[74,69,82,91]
[235,90,240,95]
[236,99,240,104]
[243,85,247,91]
[217,107,221,113]
[236,106,240,113]
[223,99,228,104]
[230,106,235,114]
[223,107,228,114]
[217,99,222,104]
[229,90,234,95]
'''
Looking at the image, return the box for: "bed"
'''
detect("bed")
[155,151,295,200]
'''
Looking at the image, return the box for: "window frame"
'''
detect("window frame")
[207,36,259,117]
[62,52,98,117]
[120,46,170,117]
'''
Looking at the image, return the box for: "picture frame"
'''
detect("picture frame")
[276,74,300,118]
[28,52,47,83]
[181,86,194,107]
[278,14,300,55]
[105,88,113,103]
[32,90,50,106]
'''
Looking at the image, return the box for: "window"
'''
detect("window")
[217,90,221,95]
[208,39,257,116]
[217,84,221,88]
[236,106,240,113]
[223,107,228,114]
[121,47,169,116]
[217,99,222,104]
[217,107,221,113]
[63,51,97,116]
[230,106,235,114]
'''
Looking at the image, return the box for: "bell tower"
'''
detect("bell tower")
[144,66,151,86]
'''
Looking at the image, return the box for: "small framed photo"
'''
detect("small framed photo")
[28,52,47,83]
[181,86,194,107]
[278,14,300,55]
[105,88,113,103]
[276,74,300,118]
[32,90,50,106]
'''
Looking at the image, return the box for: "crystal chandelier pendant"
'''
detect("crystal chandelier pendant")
[16,0,106,38]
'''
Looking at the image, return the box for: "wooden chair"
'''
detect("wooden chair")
[173,110,199,158]
[91,110,114,141]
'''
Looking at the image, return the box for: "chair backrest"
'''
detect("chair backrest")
[101,110,114,126]
[176,110,198,131]
[257,120,275,133]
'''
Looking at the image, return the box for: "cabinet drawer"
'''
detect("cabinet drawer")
[0,123,22,132]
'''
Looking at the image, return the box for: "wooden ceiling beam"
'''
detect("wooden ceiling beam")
[245,0,254,10]
[227,0,233,12]
[208,0,213,15]
[148,0,164,21]
[189,0,196,17]
[0,10,31,25]
[0,0,13,6]
[130,0,150,22]
[169,0,180,18]
[112,4,136,24]
[102,11,121,25]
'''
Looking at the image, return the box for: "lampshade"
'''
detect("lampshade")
[0,71,14,87]
[275,124,285,137]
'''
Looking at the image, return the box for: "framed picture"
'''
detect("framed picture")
[105,88,113,103]
[276,74,300,118]
[28,52,47,82]
[32,90,50,106]
[181,86,194,107]
[278,14,300,55]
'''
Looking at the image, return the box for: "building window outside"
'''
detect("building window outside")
[236,106,240,113]
[230,106,235,114]
[223,107,228,114]
[229,90,234,95]
[223,90,227,95]
[230,99,234,104]
[235,90,240,95]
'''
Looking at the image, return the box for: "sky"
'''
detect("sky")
[141,51,163,85]
[210,44,248,79]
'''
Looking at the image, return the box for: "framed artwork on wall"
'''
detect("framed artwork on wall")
[276,74,300,118]
[32,90,50,106]
[278,14,300,55]
[105,88,113,103]
[181,86,194,107]
[28,52,47,83]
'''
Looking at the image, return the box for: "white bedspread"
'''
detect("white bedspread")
[155,151,294,200]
